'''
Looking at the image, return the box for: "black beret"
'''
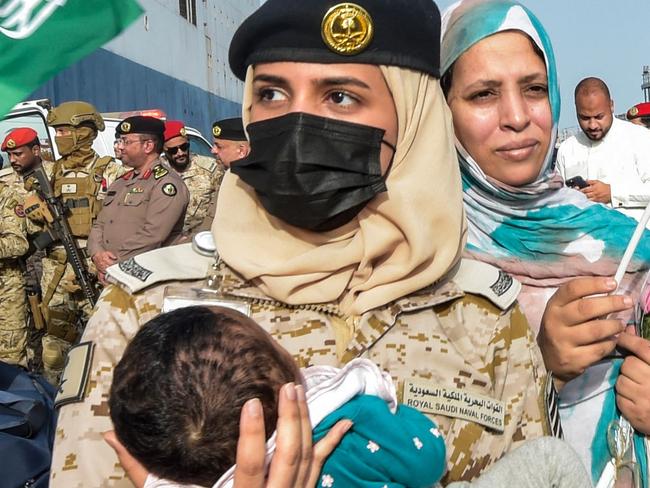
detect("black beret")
[116,116,165,138]
[212,117,247,141]
[229,0,441,81]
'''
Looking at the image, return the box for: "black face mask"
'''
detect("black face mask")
[231,112,395,231]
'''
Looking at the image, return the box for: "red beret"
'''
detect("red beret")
[1,127,39,151]
[627,102,650,120]
[163,120,187,142]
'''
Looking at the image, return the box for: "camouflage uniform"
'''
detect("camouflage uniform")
[50,259,554,487]
[0,165,48,369]
[37,156,123,382]
[169,154,224,236]
[0,181,29,365]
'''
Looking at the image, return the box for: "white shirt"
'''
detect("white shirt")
[557,117,650,222]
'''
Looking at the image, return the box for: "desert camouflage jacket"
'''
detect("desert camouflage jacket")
[51,259,554,487]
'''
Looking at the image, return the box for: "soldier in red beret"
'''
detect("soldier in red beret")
[1,128,43,177]
[162,120,223,236]
[626,102,650,129]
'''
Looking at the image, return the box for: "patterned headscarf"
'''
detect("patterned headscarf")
[442,2,650,485]
[442,0,650,286]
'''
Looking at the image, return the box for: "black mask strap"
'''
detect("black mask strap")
[381,139,397,178]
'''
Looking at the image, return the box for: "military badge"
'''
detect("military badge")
[213,125,222,137]
[14,204,25,218]
[629,106,639,117]
[321,3,373,56]
[129,186,145,194]
[6,139,16,149]
[162,183,177,196]
[180,127,187,137]
[153,165,169,180]
[120,121,132,133]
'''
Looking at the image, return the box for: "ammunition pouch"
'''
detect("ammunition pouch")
[43,309,79,343]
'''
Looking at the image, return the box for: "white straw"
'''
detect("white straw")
[613,203,650,293]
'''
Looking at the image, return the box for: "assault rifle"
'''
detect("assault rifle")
[23,166,98,307]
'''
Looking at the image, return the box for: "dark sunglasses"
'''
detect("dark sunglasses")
[167,142,190,155]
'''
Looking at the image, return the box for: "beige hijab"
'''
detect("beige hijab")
[214,65,466,315]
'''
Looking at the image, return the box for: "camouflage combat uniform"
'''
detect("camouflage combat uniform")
[0,180,29,364]
[0,165,49,369]
[50,258,555,487]
[31,156,124,383]
[171,154,224,236]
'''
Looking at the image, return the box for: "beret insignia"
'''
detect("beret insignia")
[180,127,187,137]
[6,139,16,149]
[212,125,222,137]
[629,106,639,117]
[321,3,374,56]
[162,183,177,196]
[120,121,132,133]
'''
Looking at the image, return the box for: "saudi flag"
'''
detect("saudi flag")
[0,0,143,117]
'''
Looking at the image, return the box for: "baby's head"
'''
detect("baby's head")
[109,305,301,487]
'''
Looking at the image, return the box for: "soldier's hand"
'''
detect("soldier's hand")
[234,383,351,488]
[582,180,611,204]
[616,326,650,434]
[92,250,118,273]
[103,430,149,488]
[538,276,630,385]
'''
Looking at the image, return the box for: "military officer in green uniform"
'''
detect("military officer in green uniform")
[88,116,189,283]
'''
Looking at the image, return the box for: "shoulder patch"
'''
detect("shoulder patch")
[194,155,217,173]
[14,204,25,218]
[162,183,177,196]
[451,259,521,311]
[153,164,169,180]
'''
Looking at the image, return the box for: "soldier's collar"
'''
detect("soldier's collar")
[216,262,467,318]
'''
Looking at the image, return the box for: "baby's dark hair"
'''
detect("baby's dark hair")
[109,305,300,487]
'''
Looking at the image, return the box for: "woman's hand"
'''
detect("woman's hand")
[234,383,352,488]
[103,430,149,488]
[616,326,650,434]
[538,277,631,385]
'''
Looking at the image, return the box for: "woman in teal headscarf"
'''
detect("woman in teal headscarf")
[441,0,650,486]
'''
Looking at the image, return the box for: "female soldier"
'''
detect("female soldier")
[441,0,650,484]
[50,1,557,486]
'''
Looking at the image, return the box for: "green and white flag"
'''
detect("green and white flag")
[0,0,143,116]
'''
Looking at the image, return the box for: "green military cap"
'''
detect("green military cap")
[228,0,441,81]
[212,118,246,140]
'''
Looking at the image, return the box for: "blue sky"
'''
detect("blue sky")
[435,0,650,130]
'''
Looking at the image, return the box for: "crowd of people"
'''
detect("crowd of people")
[1,0,650,487]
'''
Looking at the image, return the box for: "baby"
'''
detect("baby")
[109,306,590,488]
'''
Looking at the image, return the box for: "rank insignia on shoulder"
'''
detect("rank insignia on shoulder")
[55,342,94,408]
[162,183,177,196]
[153,165,169,180]
[14,204,25,218]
